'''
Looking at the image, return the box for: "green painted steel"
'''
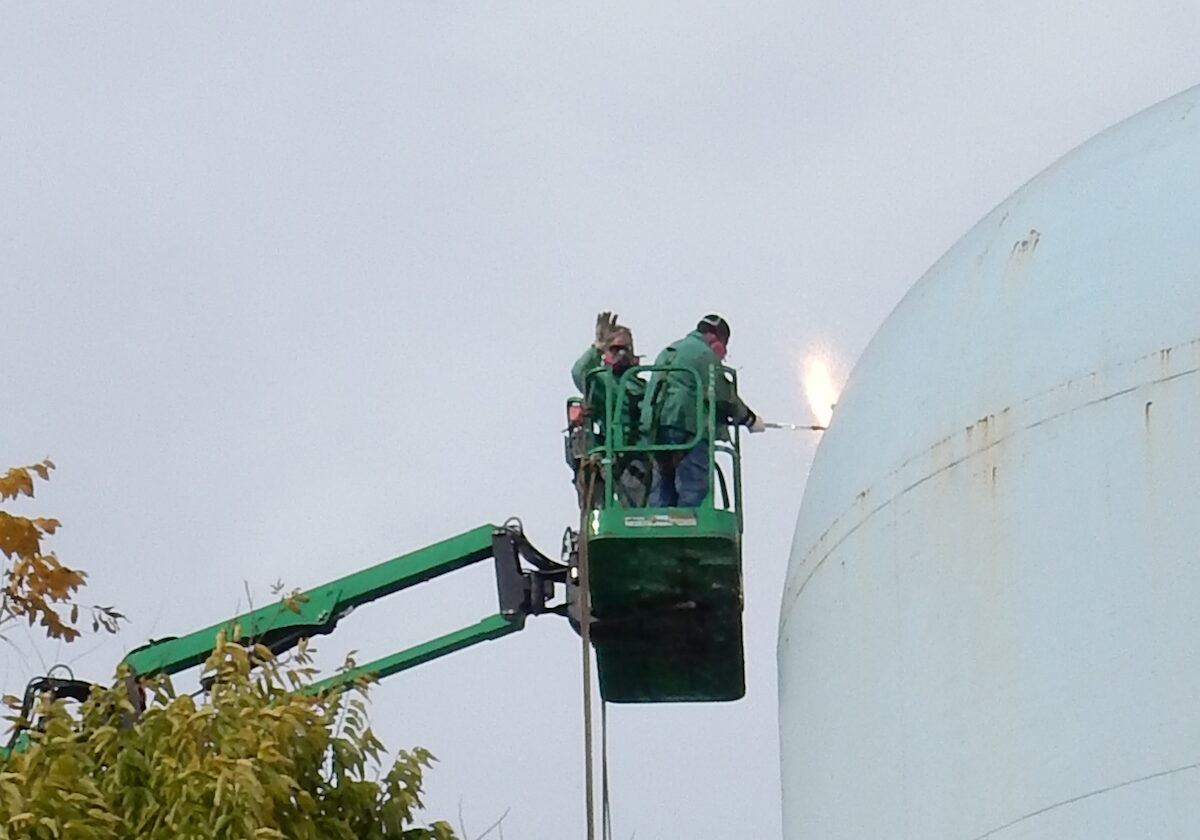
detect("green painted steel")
[587,508,743,702]
[577,363,746,703]
[0,734,26,761]
[121,524,499,677]
[584,506,739,541]
[3,614,525,758]
[2,526,533,759]
[306,612,524,695]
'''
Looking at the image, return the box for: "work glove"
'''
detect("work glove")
[746,412,766,434]
[594,311,620,349]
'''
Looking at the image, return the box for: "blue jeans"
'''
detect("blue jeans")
[649,426,709,507]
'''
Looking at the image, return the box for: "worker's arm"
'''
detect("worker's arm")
[571,345,603,392]
[713,366,753,426]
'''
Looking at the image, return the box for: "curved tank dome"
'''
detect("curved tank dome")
[779,84,1200,840]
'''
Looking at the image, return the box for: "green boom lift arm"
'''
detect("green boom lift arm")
[5,520,568,754]
[122,520,569,693]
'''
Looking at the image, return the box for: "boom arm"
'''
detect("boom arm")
[121,522,567,686]
[4,522,566,756]
[306,613,521,695]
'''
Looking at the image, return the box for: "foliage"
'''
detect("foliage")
[0,461,457,838]
[0,460,121,642]
[0,635,457,840]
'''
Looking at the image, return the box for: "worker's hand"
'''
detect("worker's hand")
[747,413,766,433]
[594,311,619,349]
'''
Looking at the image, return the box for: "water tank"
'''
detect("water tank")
[779,85,1200,839]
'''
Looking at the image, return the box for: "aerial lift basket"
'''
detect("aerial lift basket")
[573,363,745,703]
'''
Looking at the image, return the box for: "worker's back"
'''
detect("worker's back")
[641,330,719,436]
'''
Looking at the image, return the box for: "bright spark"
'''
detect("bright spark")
[801,351,843,428]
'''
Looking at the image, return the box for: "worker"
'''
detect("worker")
[641,314,765,507]
[569,312,649,508]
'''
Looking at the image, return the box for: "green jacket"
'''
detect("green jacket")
[571,346,646,446]
[639,331,750,438]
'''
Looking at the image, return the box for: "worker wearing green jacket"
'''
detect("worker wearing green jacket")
[570,312,649,508]
[641,314,765,507]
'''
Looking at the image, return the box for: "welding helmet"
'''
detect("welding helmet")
[697,314,731,343]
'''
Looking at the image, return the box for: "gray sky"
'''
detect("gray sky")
[4,4,1199,837]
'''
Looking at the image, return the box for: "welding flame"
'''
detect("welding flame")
[801,352,842,429]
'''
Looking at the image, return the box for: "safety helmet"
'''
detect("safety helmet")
[696,314,731,343]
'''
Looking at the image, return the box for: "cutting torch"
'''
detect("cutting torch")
[764,421,827,431]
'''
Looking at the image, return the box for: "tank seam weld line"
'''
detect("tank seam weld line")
[880,339,1200,489]
[968,759,1200,840]
[779,361,1200,632]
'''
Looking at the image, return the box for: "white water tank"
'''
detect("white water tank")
[779,85,1200,839]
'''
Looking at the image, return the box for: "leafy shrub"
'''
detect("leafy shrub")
[0,636,456,840]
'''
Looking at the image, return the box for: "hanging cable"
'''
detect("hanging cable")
[578,462,598,840]
[601,698,612,840]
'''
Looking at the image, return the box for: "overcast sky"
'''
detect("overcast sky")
[4,4,1200,838]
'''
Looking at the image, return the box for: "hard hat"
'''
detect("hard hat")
[697,314,731,343]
